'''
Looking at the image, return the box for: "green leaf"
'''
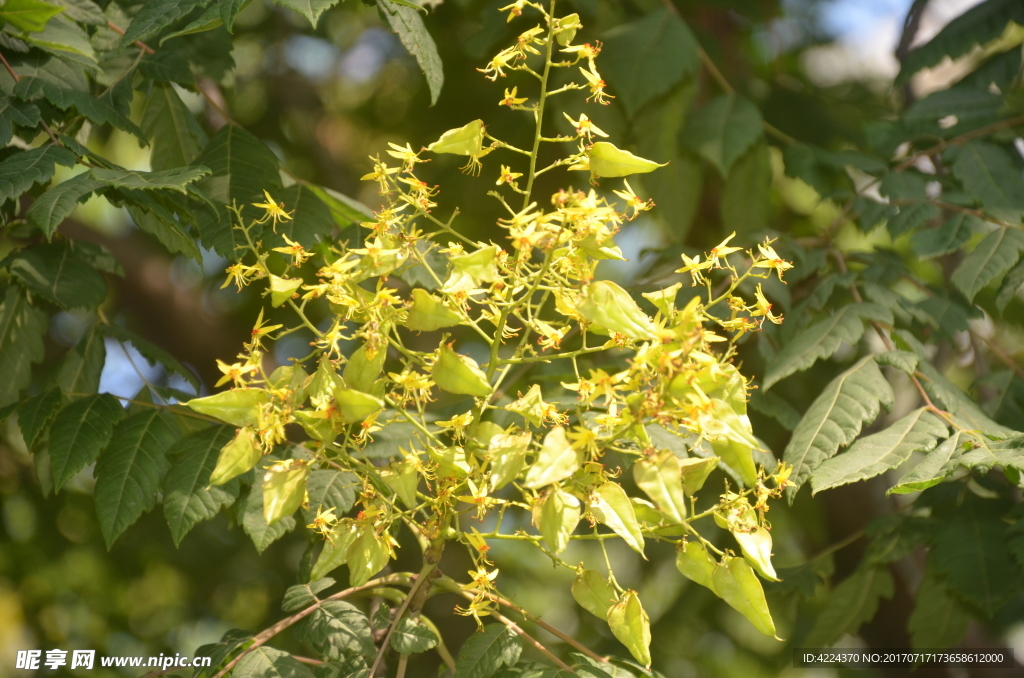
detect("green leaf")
[141,83,207,171]
[20,14,96,64]
[160,2,223,43]
[931,495,1021,616]
[271,183,334,248]
[783,356,895,500]
[455,624,522,678]
[343,344,385,394]
[995,258,1024,313]
[910,214,981,259]
[305,183,374,228]
[897,0,1024,84]
[48,393,123,490]
[915,361,1012,435]
[3,242,107,309]
[810,408,948,494]
[53,0,105,26]
[346,526,391,586]
[162,425,239,546]
[380,2,443,106]
[944,433,1024,475]
[302,469,358,523]
[950,226,1024,302]
[0,144,76,205]
[0,285,48,409]
[874,349,919,375]
[684,93,763,176]
[16,387,61,447]
[721,140,771,235]
[232,646,314,678]
[0,0,64,32]
[0,96,40,146]
[889,431,972,495]
[13,77,146,142]
[805,564,894,647]
[950,142,1024,220]
[99,324,200,390]
[908,568,971,650]
[599,8,699,118]
[296,600,375,659]
[91,166,211,193]
[26,173,104,238]
[310,523,359,580]
[94,409,179,548]
[762,303,893,390]
[886,201,940,238]
[282,577,335,613]
[270,0,339,27]
[192,125,282,256]
[576,280,657,340]
[633,450,686,523]
[125,202,203,262]
[391,617,438,654]
[239,482,296,554]
[119,0,209,50]
[748,390,801,431]
[55,326,106,395]
[139,51,195,86]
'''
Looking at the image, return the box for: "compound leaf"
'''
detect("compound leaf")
[163,425,239,546]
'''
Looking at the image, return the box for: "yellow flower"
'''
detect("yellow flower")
[214,358,258,387]
[676,253,712,286]
[252,190,293,232]
[709,232,742,263]
[753,241,794,281]
[499,87,528,107]
[221,262,260,291]
[386,142,425,173]
[753,284,782,324]
[563,112,608,141]
[579,62,613,104]
[271,234,311,266]
[496,164,523,187]
[612,180,654,219]
[498,0,527,21]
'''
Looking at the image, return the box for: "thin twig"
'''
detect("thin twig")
[490,608,575,672]
[975,331,1024,381]
[211,575,412,678]
[105,21,155,54]
[369,563,437,677]
[0,51,63,145]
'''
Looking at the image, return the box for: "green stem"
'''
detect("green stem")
[521,0,558,209]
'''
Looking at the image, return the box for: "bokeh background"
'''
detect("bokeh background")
[2,0,1021,676]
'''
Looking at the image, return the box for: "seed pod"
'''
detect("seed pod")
[576,280,657,341]
[269,275,302,307]
[634,450,687,523]
[210,426,262,486]
[334,387,384,424]
[380,458,419,508]
[293,410,336,443]
[426,119,484,156]
[553,13,580,46]
[675,540,717,592]
[572,570,617,620]
[590,482,645,556]
[734,526,778,581]
[347,526,392,587]
[311,522,359,580]
[607,590,652,667]
[488,432,530,491]
[186,388,269,427]
[532,487,580,554]
[405,288,462,331]
[432,344,492,397]
[711,555,778,638]
[450,245,500,283]
[343,343,386,394]
[523,427,579,488]
[588,142,666,181]
[641,282,682,316]
[262,460,309,525]
[678,456,718,495]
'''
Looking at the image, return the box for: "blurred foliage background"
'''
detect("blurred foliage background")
[2,0,1024,676]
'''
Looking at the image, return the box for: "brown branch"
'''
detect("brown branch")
[975,331,1024,381]
[369,562,439,677]
[0,51,62,145]
[211,575,412,678]
[106,21,155,54]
